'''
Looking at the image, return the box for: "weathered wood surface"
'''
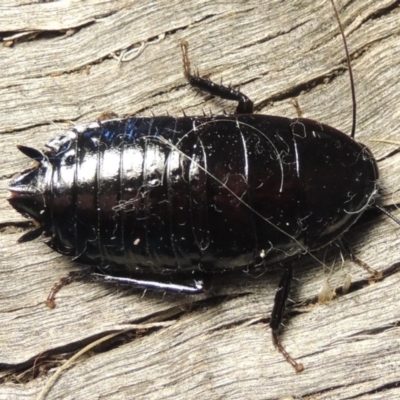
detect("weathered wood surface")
[1,1,400,399]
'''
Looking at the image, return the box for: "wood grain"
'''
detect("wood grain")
[1,1,400,399]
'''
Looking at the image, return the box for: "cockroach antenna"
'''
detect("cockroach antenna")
[331,0,400,226]
[375,204,400,226]
[329,0,357,139]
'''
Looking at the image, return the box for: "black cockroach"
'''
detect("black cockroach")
[7,0,399,372]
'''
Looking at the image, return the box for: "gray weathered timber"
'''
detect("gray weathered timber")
[1,0,400,399]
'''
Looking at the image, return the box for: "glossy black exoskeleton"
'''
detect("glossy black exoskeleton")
[7,11,383,372]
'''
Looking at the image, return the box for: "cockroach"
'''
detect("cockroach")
[7,0,399,372]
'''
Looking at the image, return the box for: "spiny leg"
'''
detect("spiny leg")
[88,273,206,294]
[180,40,254,114]
[46,270,206,308]
[270,266,304,372]
[338,239,382,279]
[46,271,86,308]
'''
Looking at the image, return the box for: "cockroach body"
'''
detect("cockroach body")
[7,2,390,372]
[9,113,378,276]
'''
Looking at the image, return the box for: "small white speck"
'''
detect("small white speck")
[87,122,101,130]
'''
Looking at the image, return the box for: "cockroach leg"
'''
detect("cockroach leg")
[88,273,206,295]
[45,271,86,308]
[291,98,303,118]
[180,40,253,114]
[339,240,382,279]
[270,267,304,372]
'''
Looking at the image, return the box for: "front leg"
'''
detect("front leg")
[180,40,254,114]
[89,273,205,294]
[46,270,206,308]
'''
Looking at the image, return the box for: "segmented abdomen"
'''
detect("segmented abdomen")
[46,114,376,274]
